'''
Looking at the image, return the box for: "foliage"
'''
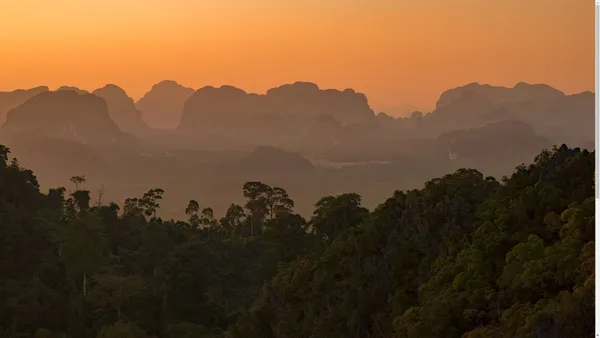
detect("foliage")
[229,145,595,338]
[0,144,593,337]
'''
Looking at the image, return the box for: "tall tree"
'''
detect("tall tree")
[242,182,272,237]
[185,200,200,227]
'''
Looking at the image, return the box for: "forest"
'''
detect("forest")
[0,143,594,338]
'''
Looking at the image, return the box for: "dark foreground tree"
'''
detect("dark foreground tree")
[0,144,593,337]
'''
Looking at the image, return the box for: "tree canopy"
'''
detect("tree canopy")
[0,144,593,337]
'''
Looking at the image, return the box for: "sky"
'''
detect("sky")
[0,0,593,114]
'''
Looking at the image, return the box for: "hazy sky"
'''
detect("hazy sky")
[0,0,593,113]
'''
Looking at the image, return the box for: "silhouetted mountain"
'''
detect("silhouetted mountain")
[0,80,592,166]
[93,84,150,137]
[179,85,281,148]
[393,83,593,146]
[56,86,89,95]
[136,80,195,129]
[410,111,424,119]
[1,90,135,147]
[180,82,376,126]
[181,85,256,127]
[265,82,375,125]
[420,89,501,134]
[179,82,375,149]
[376,112,396,122]
[436,82,565,109]
[0,86,49,124]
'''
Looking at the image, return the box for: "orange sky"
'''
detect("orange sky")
[0,0,593,113]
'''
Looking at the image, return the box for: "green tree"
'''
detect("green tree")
[310,193,369,244]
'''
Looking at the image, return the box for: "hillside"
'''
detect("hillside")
[93,84,150,137]
[0,86,49,124]
[1,90,136,147]
[136,80,195,129]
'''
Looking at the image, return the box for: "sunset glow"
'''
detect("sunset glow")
[0,0,593,112]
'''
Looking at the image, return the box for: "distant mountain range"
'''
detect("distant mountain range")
[0,81,593,157]
[416,82,593,145]
[0,80,592,221]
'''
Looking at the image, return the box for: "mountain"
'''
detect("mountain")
[136,80,195,129]
[0,86,49,125]
[418,89,501,135]
[180,82,376,126]
[265,82,375,125]
[1,90,135,147]
[56,86,89,95]
[92,84,150,137]
[178,85,268,148]
[181,85,256,127]
[402,82,592,146]
[435,82,565,109]
[0,81,591,161]
[179,82,376,149]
